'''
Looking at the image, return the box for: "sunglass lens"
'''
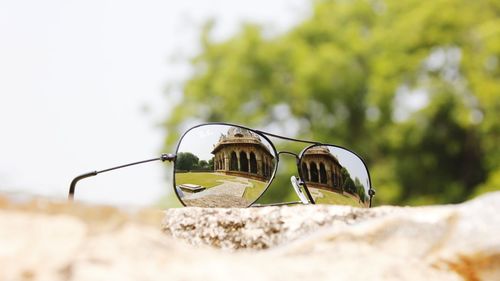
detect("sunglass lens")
[300,145,371,208]
[174,124,277,207]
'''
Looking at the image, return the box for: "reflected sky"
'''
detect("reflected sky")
[325,147,370,193]
[329,147,369,191]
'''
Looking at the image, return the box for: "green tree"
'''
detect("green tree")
[198,160,209,170]
[164,0,500,205]
[354,177,366,202]
[341,168,356,194]
[176,152,199,171]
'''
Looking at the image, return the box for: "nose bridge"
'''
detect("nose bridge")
[277,151,300,164]
[275,150,315,204]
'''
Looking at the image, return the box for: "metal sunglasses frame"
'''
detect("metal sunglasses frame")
[69,122,376,207]
[173,122,375,207]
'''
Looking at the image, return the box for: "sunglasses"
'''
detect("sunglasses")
[69,123,376,208]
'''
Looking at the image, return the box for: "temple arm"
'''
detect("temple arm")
[68,153,176,200]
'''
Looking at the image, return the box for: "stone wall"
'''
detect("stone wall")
[1,192,499,280]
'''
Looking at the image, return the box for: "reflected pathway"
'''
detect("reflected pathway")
[185,176,251,200]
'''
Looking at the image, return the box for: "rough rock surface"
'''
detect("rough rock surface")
[162,204,396,250]
[1,193,499,281]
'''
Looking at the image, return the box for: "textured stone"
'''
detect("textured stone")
[162,204,396,250]
[1,192,499,281]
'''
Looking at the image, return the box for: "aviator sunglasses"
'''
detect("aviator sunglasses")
[69,123,376,208]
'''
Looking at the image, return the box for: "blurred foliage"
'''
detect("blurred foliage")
[163,0,500,206]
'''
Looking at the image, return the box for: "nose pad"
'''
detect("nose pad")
[291,176,310,204]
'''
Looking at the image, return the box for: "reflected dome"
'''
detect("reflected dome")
[226,127,260,138]
[211,126,275,181]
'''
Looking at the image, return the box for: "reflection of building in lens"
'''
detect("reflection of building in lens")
[211,127,274,181]
[301,146,345,193]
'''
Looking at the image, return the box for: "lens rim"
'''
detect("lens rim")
[297,143,373,207]
[173,123,280,207]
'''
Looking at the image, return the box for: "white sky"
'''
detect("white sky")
[0,0,308,206]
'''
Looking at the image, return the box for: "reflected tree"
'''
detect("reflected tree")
[176,152,199,171]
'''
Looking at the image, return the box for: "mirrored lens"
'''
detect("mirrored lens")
[174,124,277,207]
[299,145,371,208]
